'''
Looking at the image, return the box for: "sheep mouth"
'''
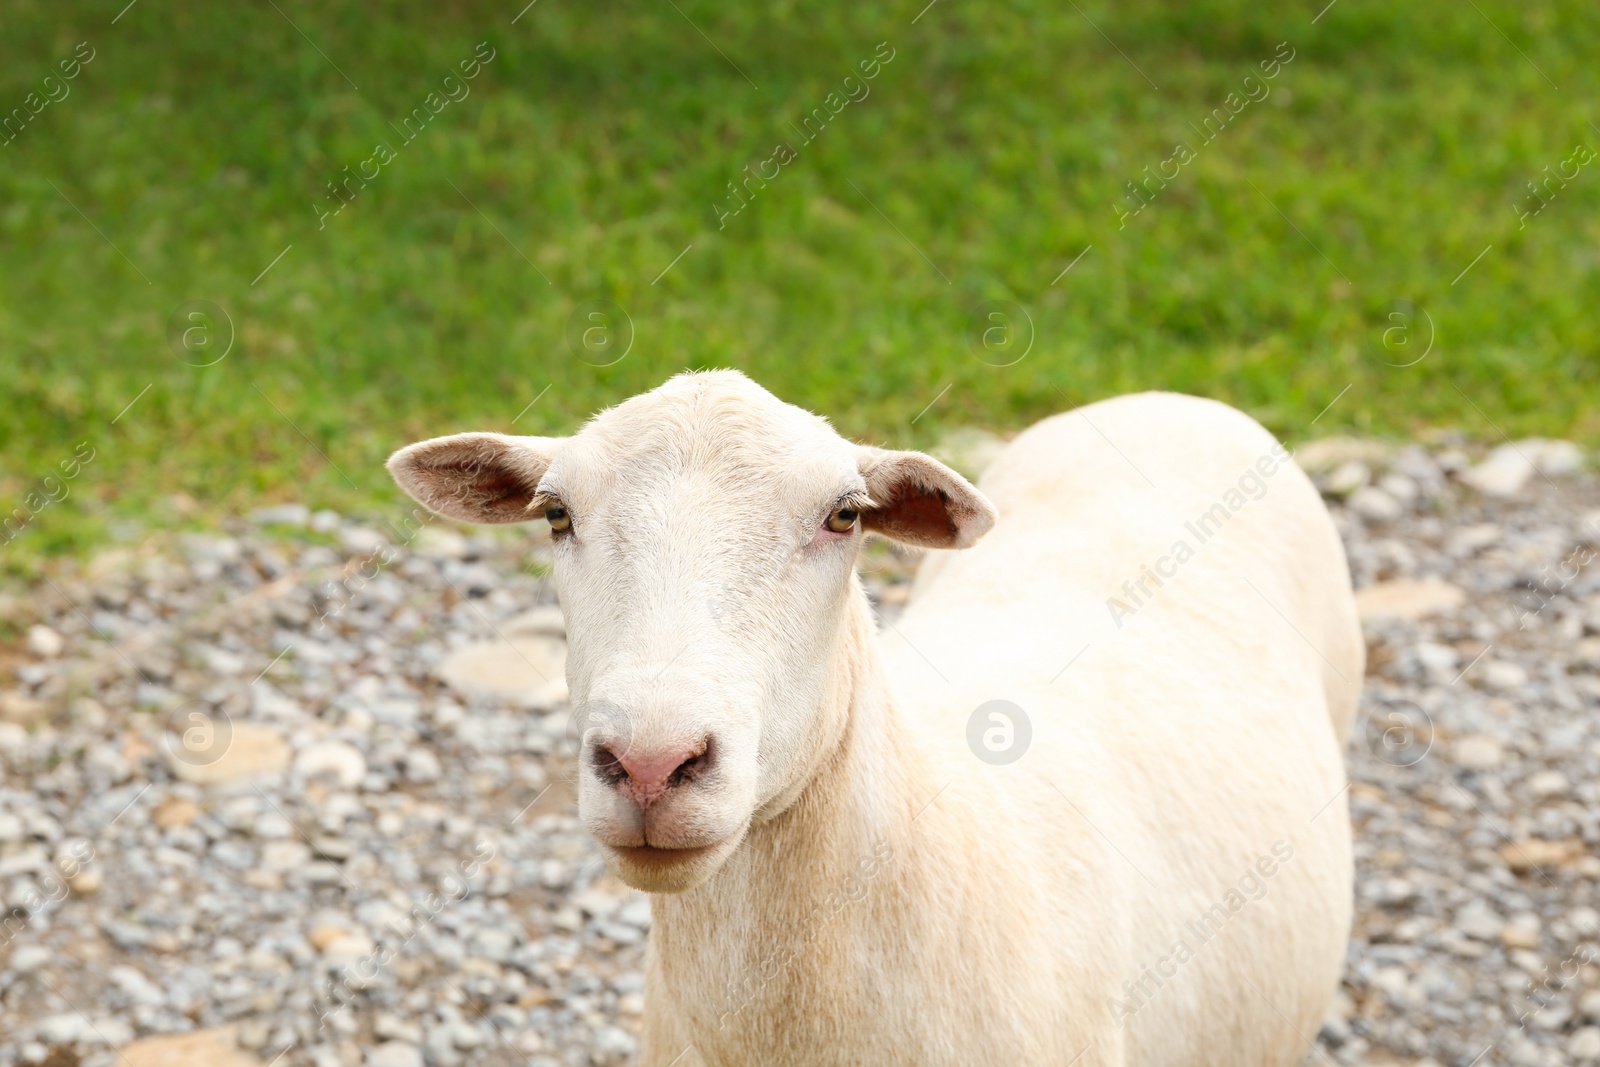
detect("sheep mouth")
[608,841,723,866]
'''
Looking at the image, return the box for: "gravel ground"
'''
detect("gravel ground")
[2,436,1600,1067]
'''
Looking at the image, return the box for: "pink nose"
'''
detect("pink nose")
[597,739,710,810]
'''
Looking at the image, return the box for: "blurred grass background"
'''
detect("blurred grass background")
[1,0,1598,564]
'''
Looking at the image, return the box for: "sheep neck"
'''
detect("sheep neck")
[649,575,938,1011]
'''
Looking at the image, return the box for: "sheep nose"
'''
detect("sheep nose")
[593,739,711,810]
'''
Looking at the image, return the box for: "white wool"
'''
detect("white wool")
[389,372,1361,1067]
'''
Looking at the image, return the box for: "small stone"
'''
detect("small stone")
[403,747,442,783]
[423,1026,459,1067]
[1525,770,1570,799]
[253,812,294,838]
[1446,522,1501,556]
[70,866,104,894]
[1572,637,1600,670]
[374,1014,422,1044]
[294,740,368,789]
[260,840,311,872]
[593,1026,638,1064]
[110,964,166,1006]
[1295,438,1390,474]
[1413,641,1459,681]
[1349,486,1404,522]
[1463,446,1536,497]
[503,604,567,637]
[1568,1028,1600,1061]
[180,534,243,566]
[1462,440,1582,495]
[152,796,201,830]
[1499,838,1577,872]
[438,636,568,709]
[411,527,468,560]
[0,722,27,752]
[1524,438,1585,476]
[1580,989,1600,1022]
[309,924,351,952]
[1453,734,1504,769]
[366,1043,424,1067]
[573,885,624,920]
[249,503,311,527]
[1570,906,1600,937]
[1374,877,1418,906]
[199,645,247,675]
[36,1013,92,1043]
[322,933,376,965]
[1377,472,1419,503]
[119,1026,262,1067]
[0,691,49,724]
[311,835,353,859]
[25,625,64,658]
[9,945,50,973]
[168,722,291,785]
[1454,899,1504,941]
[451,1022,485,1050]
[1354,578,1465,621]
[1500,912,1543,949]
[1480,660,1528,690]
[618,897,651,930]
[340,526,389,556]
[296,860,343,884]
[1511,949,1549,976]
[1325,460,1371,498]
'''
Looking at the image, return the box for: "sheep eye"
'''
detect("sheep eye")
[545,504,572,534]
[824,507,858,534]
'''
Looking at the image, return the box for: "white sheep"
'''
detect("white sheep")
[388,370,1362,1067]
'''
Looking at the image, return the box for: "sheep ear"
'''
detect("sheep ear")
[856,448,997,549]
[387,432,564,524]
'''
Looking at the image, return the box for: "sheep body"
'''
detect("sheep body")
[642,391,1360,1067]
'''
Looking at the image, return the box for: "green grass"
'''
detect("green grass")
[2,0,1598,564]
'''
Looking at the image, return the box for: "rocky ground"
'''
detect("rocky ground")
[1,435,1599,1067]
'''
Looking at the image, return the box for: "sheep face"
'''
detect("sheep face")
[388,370,995,893]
